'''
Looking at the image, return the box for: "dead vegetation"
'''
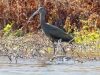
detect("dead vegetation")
[0,32,99,64]
[0,0,100,32]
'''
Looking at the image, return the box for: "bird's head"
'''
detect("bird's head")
[27,7,46,23]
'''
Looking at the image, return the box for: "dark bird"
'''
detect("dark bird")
[27,7,74,55]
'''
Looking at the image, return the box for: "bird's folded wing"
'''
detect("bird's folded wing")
[48,28,73,40]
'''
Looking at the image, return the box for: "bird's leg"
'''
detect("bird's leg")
[60,43,66,56]
[58,39,66,62]
[50,41,56,62]
[7,55,12,63]
[57,39,66,56]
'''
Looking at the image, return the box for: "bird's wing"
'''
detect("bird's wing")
[48,27,73,41]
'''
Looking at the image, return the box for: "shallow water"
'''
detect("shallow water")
[0,57,100,75]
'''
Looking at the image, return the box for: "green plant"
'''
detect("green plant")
[4,23,13,36]
[74,25,100,44]
[98,44,100,48]
[14,29,23,37]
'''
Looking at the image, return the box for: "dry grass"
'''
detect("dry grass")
[0,31,100,64]
[0,0,100,32]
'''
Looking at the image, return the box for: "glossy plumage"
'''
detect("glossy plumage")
[27,7,74,42]
[27,7,74,55]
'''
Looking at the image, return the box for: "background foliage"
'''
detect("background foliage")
[0,0,100,32]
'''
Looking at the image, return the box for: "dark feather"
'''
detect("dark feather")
[43,23,73,42]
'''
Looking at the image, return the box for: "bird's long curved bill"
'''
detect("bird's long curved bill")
[27,9,40,23]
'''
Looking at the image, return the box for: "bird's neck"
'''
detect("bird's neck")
[40,13,45,27]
